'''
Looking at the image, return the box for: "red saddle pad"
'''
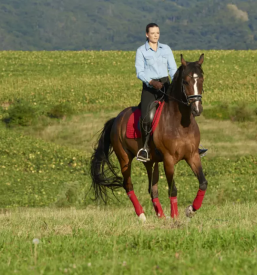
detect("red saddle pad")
[126,101,165,139]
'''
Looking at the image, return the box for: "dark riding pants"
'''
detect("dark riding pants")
[141,77,170,125]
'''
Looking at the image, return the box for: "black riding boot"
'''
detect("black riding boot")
[137,120,151,162]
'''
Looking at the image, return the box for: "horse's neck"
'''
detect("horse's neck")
[165,100,192,128]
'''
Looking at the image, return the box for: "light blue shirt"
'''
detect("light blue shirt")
[135,41,177,86]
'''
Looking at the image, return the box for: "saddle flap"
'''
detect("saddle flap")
[126,102,165,139]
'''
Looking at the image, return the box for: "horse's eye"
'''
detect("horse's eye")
[183,80,189,85]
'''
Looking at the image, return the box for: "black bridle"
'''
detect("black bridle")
[182,75,203,106]
[159,73,203,106]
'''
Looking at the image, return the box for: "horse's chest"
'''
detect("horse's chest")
[164,125,195,139]
[154,124,199,154]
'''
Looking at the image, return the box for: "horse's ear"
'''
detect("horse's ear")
[198,54,204,65]
[181,54,187,67]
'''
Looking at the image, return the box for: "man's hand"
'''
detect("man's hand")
[149,80,163,90]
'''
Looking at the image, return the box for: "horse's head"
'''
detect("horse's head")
[180,54,204,116]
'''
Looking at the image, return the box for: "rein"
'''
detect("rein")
[158,84,202,106]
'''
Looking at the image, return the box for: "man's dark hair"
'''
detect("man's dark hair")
[146,23,159,33]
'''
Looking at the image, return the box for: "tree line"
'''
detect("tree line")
[0,0,256,51]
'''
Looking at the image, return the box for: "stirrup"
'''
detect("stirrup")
[136,148,150,162]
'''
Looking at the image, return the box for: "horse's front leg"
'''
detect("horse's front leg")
[186,153,208,217]
[163,156,179,219]
[144,162,165,218]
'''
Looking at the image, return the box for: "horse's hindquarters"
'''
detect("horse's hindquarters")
[111,107,141,158]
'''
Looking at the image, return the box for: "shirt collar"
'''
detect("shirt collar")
[145,41,163,51]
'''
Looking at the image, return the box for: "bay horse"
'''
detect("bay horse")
[90,54,208,221]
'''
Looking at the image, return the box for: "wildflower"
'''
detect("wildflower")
[32,238,40,244]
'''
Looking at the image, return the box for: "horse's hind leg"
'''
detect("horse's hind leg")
[114,145,146,221]
[144,162,165,218]
[186,153,208,217]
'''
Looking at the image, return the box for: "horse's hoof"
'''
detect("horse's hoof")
[185,205,195,218]
[139,213,146,222]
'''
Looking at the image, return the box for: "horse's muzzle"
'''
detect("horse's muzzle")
[191,102,203,117]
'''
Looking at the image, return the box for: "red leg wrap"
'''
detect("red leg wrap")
[152,198,165,218]
[169,197,179,218]
[193,189,206,210]
[127,191,144,216]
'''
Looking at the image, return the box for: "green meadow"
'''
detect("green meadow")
[0,50,256,274]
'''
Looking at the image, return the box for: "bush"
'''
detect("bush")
[47,102,74,119]
[231,104,253,122]
[54,181,86,207]
[3,100,38,127]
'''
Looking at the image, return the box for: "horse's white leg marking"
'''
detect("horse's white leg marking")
[193,73,199,112]
[139,213,146,222]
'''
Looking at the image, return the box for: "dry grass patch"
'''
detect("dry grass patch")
[197,116,257,157]
[22,110,257,157]
[23,111,119,151]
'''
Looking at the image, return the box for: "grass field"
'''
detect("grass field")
[1,204,257,275]
[0,50,256,274]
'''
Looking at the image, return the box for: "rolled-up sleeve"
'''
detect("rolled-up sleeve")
[166,47,177,80]
[135,49,151,85]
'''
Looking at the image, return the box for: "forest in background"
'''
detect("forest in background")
[0,0,257,51]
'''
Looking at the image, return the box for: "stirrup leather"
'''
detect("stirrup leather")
[136,148,150,162]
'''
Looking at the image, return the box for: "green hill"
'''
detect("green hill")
[0,0,257,50]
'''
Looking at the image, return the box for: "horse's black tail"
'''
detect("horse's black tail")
[90,117,123,203]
